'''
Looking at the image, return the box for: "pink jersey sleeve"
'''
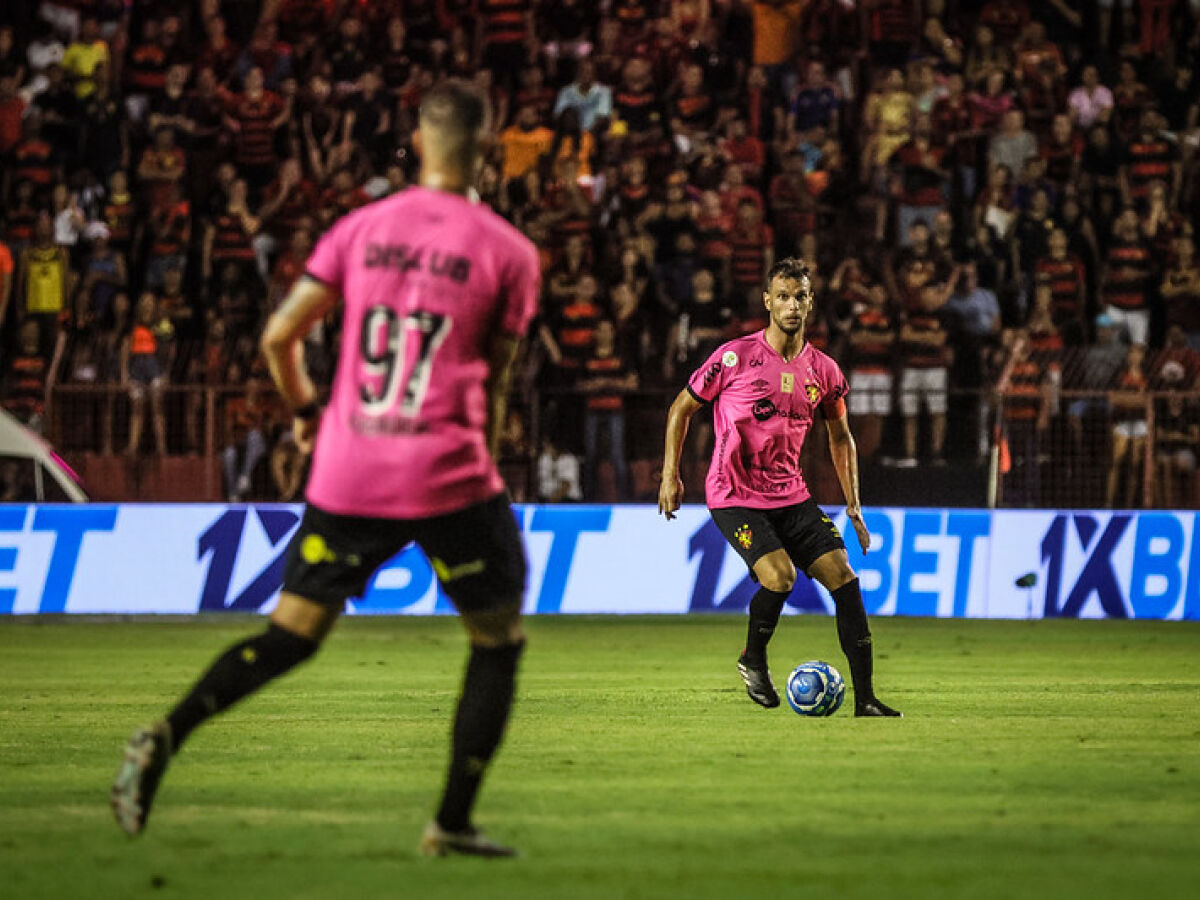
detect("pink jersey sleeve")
[687,344,734,403]
[499,240,542,336]
[304,219,348,290]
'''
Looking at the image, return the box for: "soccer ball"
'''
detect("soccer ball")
[785,661,846,716]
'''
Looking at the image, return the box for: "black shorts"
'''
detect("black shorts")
[280,493,526,613]
[711,499,846,577]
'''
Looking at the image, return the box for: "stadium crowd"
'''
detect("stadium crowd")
[0,0,1199,506]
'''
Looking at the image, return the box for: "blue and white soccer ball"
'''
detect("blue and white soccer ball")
[785,661,846,716]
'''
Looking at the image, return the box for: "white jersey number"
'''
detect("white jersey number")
[358,307,451,416]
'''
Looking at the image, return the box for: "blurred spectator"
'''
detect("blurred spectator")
[2,318,63,432]
[61,16,107,100]
[144,182,190,290]
[0,70,25,158]
[204,178,259,284]
[1080,122,1122,224]
[788,60,841,136]
[996,329,1057,507]
[18,212,72,355]
[1068,65,1112,131]
[81,62,126,179]
[838,258,895,461]
[891,113,949,247]
[1154,388,1200,508]
[137,126,186,211]
[887,219,947,312]
[580,319,637,500]
[475,0,535,92]
[75,223,125,331]
[1112,59,1152,144]
[897,282,953,467]
[222,374,269,501]
[1100,206,1154,345]
[1121,112,1180,209]
[964,24,1010,87]
[554,58,612,133]
[1105,341,1149,509]
[988,109,1037,179]
[1034,228,1087,344]
[728,198,773,318]
[1162,236,1200,350]
[224,66,290,193]
[499,104,553,188]
[121,292,168,456]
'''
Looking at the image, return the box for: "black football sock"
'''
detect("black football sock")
[743,587,790,668]
[166,623,318,751]
[436,640,524,833]
[830,578,875,702]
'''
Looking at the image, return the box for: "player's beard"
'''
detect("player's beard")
[775,312,805,336]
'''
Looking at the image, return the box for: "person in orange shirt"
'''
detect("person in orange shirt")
[752,1,804,93]
[498,104,553,186]
[121,293,169,456]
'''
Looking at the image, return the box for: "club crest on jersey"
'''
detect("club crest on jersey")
[805,382,821,403]
[722,351,738,367]
[734,524,753,549]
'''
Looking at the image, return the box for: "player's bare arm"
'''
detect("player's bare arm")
[484,331,521,460]
[826,412,871,553]
[261,274,340,452]
[658,388,703,520]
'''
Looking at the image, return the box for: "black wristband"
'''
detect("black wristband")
[293,401,321,420]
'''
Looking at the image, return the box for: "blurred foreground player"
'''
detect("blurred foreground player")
[658,258,900,717]
[112,80,542,856]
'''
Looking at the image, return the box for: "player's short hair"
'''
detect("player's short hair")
[766,257,812,288]
[418,79,492,154]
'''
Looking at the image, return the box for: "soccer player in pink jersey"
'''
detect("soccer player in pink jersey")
[112,81,542,857]
[658,257,901,717]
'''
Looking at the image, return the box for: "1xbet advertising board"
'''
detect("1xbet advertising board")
[0,505,1197,619]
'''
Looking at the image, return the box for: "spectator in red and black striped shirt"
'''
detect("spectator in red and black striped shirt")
[613,57,668,152]
[223,67,290,193]
[475,0,533,92]
[898,281,953,466]
[1100,206,1154,345]
[1034,228,1086,343]
[580,319,638,500]
[124,18,169,123]
[8,111,58,193]
[1041,113,1081,193]
[728,198,774,317]
[1120,111,1180,208]
[204,178,259,284]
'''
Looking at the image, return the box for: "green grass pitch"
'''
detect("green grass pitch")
[2,615,1198,900]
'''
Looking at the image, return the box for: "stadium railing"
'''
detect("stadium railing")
[39,384,1200,510]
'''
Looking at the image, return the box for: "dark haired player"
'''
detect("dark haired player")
[658,257,901,717]
[111,80,542,856]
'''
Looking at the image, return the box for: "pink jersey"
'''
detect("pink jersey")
[686,331,849,509]
[303,186,541,518]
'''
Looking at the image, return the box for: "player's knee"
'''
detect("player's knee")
[756,562,796,594]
